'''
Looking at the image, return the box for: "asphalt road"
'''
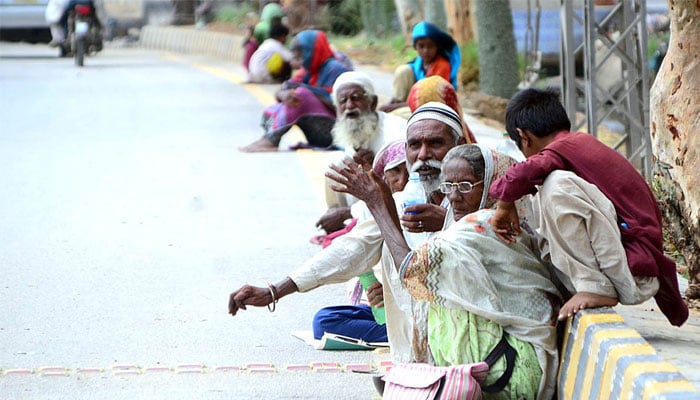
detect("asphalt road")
[2,36,699,399]
[0,41,384,399]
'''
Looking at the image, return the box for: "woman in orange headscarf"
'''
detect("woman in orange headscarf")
[407,75,477,144]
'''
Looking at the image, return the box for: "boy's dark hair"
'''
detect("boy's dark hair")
[505,88,571,147]
[269,23,289,40]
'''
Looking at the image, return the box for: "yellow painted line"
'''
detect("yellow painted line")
[191,63,277,105]
[563,313,625,396]
[3,369,33,375]
[296,149,341,211]
[163,52,334,192]
[579,328,641,399]
[76,367,103,374]
[619,361,683,398]
[170,53,332,210]
[599,343,657,400]
[161,52,276,105]
[643,380,699,399]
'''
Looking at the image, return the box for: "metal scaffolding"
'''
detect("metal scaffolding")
[559,0,651,176]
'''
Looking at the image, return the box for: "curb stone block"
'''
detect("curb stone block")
[558,308,700,399]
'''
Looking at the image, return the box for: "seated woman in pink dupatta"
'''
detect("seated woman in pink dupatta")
[240,30,351,152]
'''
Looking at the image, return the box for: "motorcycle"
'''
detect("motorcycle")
[62,1,102,66]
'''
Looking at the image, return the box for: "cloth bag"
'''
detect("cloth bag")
[382,362,489,400]
[381,334,516,400]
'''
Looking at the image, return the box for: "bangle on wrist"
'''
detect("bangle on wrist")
[267,282,278,313]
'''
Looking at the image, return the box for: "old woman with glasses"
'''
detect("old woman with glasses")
[399,144,563,399]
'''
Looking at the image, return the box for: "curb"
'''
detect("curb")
[140,25,244,61]
[559,308,699,399]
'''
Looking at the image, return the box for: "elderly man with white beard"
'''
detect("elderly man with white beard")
[315,71,406,236]
[228,102,466,365]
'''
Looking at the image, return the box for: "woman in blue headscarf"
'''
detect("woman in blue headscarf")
[380,21,461,113]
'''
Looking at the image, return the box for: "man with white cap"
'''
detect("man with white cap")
[228,102,465,365]
[315,71,406,236]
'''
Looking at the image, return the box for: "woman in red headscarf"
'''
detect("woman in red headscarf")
[240,30,352,152]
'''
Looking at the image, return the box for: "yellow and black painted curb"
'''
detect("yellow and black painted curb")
[558,307,699,399]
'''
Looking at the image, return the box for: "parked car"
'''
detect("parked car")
[0,0,51,43]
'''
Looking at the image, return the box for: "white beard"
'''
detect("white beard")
[332,111,379,153]
[407,158,443,194]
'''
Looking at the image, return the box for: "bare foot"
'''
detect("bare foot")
[239,138,278,153]
[558,292,618,321]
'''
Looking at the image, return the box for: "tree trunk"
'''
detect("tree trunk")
[285,0,326,34]
[424,0,446,29]
[171,0,195,25]
[444,0,474,44]
[649,0,700,300]
[474,0,519,98]
[393,0,424,39]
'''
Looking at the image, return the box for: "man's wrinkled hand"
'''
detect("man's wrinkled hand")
[228,285,271,316]
[366,282,384,308]
[400,203,447,233]
[353,148,375,167]
[316,206,351,234]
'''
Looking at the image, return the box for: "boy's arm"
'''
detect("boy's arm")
[491,200,521,243]
[489,151,564,202]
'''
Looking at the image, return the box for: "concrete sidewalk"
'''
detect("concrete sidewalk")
[137,25,700,398]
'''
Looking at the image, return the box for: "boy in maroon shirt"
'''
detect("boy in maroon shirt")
[489,88,687,327]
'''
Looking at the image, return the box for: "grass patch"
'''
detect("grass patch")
[330,33,414,71]
[215,3,255,26]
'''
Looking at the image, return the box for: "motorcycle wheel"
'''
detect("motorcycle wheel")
[75,37,85,67]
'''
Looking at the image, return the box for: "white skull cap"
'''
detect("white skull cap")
[332,71,376,100]
[406,101,462,140]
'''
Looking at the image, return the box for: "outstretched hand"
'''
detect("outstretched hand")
[490,200,521,243]
[228,285,272,316]
[326,157,392,207]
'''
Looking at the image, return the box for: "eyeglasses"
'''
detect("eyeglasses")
[438,180,484,194]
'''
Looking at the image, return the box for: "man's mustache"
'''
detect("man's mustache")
[411,159,443,174]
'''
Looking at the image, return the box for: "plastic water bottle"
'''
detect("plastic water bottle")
[402,172,430,249]
[496,132,526,162]
[358,270,386,325]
